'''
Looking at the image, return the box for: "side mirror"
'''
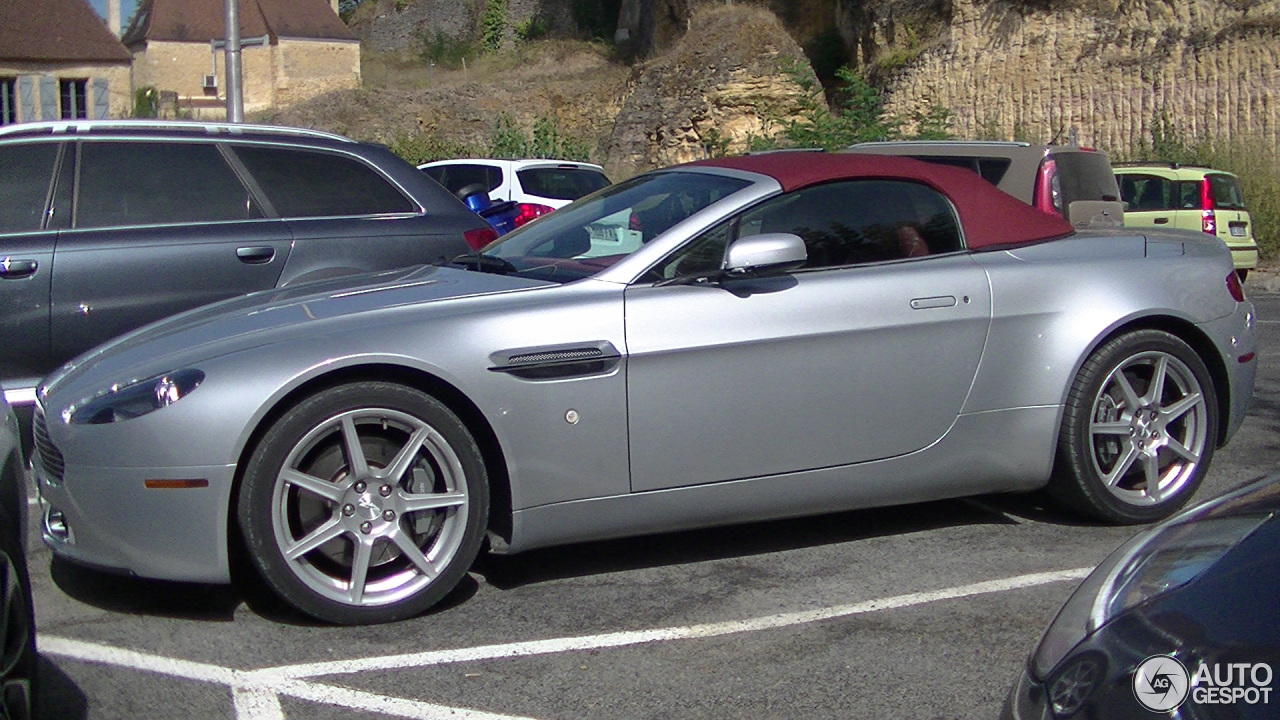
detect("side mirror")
[724,233,807,276]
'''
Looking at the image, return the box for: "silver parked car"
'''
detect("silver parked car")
[32,152,1257,625]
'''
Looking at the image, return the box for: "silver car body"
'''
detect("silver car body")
[32,158,1256,590]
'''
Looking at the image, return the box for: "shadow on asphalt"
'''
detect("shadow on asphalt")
[37,656,88,720]
[473,491,1104,591]
[50,558,242,622]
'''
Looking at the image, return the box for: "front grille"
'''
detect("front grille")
[32,403,65,484]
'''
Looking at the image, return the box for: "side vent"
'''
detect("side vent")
[489,343,620,380]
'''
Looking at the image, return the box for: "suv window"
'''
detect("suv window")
[234,145,415,217]
[1051,152,1121,210]
[1207,174,1247,210]
[1118,174,1174,211]
[422,164,503,197]
[516,167,611,201]
[0,143,58,232]
[650,180,962,279]
[908,155,1012,186]
[77,141,264,228]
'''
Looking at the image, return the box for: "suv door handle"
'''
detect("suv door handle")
[1153,217,1169,224]
[0,257,38,279]
[236,246,275,264]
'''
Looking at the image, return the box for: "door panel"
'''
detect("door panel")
[624,255,992,492]
[50,222,291,364]
[0,231,55,384]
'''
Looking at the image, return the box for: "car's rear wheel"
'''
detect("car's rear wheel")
[1050,330,1216,524]
[238,382,488,625]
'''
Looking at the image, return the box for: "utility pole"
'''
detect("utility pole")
[224,0,244,122]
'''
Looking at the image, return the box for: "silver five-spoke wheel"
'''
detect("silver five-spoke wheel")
[240,383,488,624]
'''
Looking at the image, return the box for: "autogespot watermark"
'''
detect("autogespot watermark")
[1133,655,1273,712]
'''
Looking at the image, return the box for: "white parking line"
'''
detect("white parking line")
[39,567,1092,720]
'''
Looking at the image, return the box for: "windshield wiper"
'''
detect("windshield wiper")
[449,252,519,276]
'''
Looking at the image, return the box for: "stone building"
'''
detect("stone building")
[0,0,133,124]
[123,0,361,119]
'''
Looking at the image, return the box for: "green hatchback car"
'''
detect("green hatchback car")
[1115,163,1259,279]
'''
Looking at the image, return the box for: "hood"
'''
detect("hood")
[41,264,552,398]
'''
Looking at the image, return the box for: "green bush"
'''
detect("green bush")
[488,113,592,161]
[419,31,478,69]
[386,131,479,166]
[481,0,508,53]
[132,86,158,118]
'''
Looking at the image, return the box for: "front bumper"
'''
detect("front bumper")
[35,455,237,583]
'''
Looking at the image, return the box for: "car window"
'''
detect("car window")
[423,163,503,196]
[76,141,264,229]
[234,145,415,218]
[910,155,1011,186]
[478,171,749,283]
[1177,180,1201,209]
[1118,174,1173,211]
[1052,153,1121,208]
[516,167,611,201]
[1207,174,1247,211]
[0,142,58,233]
[646,180,963,281]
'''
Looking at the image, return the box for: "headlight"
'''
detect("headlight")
[66,369,205,425]
[1032,512,1269,679]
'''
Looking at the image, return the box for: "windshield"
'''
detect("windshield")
[460,171,751,283]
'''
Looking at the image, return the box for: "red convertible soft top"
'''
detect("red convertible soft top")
[688,152,1075,250]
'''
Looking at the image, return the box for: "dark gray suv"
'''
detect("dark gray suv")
[0,120,495,406]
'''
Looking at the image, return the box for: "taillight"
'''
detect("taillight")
[512,203,554,227]
[1226,271,1245,302]
[463,226,498,250]
[1033,158,1062,215]
[1201,210,1217,235]
[1200,180,1217,235]
[628,211,642,231]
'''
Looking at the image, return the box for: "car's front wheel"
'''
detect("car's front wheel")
[1050,330,1217,524]
[238,382,488,624]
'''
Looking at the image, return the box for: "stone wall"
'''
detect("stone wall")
[275,38,362,106]
[879,0,1280,153]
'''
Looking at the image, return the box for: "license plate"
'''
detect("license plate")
[1230,225,1247,237]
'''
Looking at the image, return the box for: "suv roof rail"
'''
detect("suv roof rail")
[0,119,353,142]
[847,140,1034,149]
[1113,161,1213,170]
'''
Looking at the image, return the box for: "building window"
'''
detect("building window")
[1,78,15,125]
[59,79,88,119]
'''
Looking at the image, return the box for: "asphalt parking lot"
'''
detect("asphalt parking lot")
[25,292,1280,720]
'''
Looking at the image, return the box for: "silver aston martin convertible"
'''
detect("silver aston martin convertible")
[32,152,1257,624]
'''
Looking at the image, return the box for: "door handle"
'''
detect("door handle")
[0,257,38,279]
[1153,217,1169,224]
[910,295,957,310]
[236,246,275,264]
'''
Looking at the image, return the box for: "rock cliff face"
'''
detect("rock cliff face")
[604,5,814,173]
[872,0,1280,152]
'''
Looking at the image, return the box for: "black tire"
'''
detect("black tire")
[0,504,35,720]
[1049,330,1217,524]
[238,382,488,625]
